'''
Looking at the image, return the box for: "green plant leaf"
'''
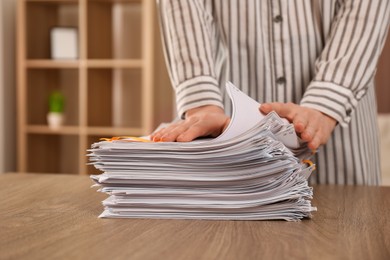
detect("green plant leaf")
[49,91,65,113]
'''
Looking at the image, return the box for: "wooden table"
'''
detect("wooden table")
[0,174,389,260]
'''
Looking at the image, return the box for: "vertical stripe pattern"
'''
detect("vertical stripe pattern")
[158,0,390,185]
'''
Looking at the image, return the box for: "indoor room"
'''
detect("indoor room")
[1,0,389,259]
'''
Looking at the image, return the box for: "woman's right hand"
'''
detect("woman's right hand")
[150,105,230,142]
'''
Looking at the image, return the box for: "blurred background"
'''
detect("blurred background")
[0,0,389,184]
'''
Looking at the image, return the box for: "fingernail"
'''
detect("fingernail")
[261,104,271,111]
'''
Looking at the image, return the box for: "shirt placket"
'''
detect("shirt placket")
[270,0,286,103]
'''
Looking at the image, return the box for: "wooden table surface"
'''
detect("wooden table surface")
[0,174,389,260]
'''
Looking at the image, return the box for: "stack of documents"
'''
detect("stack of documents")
[89,82,316,221]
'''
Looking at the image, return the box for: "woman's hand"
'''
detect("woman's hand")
[260,102,337,150]
[151,105,230,142]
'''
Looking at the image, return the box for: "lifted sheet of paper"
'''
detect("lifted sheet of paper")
[89,82,316,221]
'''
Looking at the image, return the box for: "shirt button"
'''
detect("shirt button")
[273,15,283,23]
[276,77,286,85]
[346,108,352,115]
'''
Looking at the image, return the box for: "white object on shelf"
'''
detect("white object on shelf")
[50,27,78,60]
[47,112,64,129]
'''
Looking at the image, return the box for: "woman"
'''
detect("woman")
[152,0,390,185]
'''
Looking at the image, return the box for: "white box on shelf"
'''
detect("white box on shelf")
[50,27,78,60]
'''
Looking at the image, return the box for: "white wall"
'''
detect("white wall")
[0,0,16,173]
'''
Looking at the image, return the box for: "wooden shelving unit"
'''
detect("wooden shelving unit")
[17,0,173,174]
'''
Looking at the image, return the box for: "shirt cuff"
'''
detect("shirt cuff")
[300,81,359,127]
[175,76,224,118]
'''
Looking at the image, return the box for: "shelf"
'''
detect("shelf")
[87,59,143,68]
[26,59,79,68]
[26,125,145,136]
[25,125,144,136]
[26,125,80,135]
[89,0,142,3]
[17,0,173,174]
[87,126,144,136]
[25,0,142,4]
[87,0,142,59]
[27,69,79,126]
[26,1,79,59]
[25,59,143,68]
[26,0,78,3]
[27,134,79,174]
[25,59,144,68]
[87,68,142,128]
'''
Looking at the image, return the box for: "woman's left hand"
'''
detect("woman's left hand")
[260,102,337,150]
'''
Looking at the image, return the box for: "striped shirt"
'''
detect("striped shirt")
[158,0,390,185]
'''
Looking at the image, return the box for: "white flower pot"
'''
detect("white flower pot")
[47,112,64,129]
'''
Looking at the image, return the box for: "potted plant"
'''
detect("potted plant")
[47,90,65,129]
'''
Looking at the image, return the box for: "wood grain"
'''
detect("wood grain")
[0,174,389,260]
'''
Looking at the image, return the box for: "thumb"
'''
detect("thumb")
[260,103,272,114]
[261,102,293,118]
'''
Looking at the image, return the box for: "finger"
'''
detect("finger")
[292,115,308,133]
[294,121,306,134]
[152,124,180,141]
[176,124,209,142]
[308,131,322,150]
[160,123,191,142]
[301,122,317,142]
[151,134,160,142]
[260,103,287,114]
[259,103,272,114]
[151,127,167,142]
[261,102,297,121]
